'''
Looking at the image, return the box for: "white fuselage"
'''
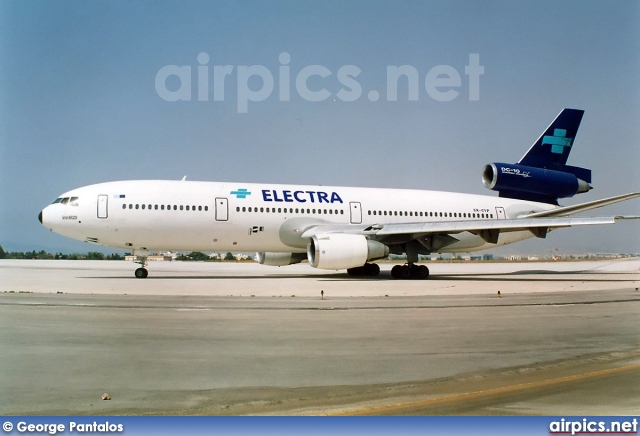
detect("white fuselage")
[40,180,556,255]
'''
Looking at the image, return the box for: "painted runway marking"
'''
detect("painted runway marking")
[329,364,640,415]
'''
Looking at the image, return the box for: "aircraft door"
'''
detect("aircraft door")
[349,202,362,224]
[495,207,506,219]
[97,195,108,219]
[215,198,228,221]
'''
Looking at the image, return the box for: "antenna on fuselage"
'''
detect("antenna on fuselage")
[181,176,187,181]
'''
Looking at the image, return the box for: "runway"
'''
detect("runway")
[1,259,639,415]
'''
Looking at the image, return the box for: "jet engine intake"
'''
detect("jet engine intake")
[482,162,591,201]
[307,234,389,270]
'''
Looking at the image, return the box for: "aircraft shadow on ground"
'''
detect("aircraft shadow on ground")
[84,269,635,283]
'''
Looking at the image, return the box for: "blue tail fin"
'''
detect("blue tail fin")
[518,108,591,183]
[482,109,593,205]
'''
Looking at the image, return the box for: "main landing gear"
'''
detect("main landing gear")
[391,264,430,280]
[347,263,381,277]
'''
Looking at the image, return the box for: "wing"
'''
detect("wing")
[301,193,640,253]
[303,216,621,246]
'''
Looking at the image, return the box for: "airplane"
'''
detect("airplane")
[39,109,639,279]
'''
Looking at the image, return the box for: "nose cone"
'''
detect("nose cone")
[38,210,43,224]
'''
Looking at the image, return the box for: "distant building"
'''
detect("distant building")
[125,254,172,262]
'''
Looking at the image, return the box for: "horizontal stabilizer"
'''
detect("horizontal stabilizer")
[521,192,640,218]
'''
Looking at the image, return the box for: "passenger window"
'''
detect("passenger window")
[205,206,209,211]
[180,205,183,210]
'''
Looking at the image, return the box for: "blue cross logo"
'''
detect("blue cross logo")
[542,129,573,154]
[231,188,251,199]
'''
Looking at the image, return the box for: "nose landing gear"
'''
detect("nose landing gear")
[133,253,149,279]
[134,267,148,279]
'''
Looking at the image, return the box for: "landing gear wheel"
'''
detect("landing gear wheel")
[391,264,430,280]
[391,265,402,279]
[134,268,148,279]
[347,263,381,277]
[399,265,411,279]
[417,265,429,279]
[364,263,380,276]
[347,267,362,277]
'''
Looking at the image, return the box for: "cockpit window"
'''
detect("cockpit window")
[52,196,79,206]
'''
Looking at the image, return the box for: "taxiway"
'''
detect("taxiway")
[0,259,638,415]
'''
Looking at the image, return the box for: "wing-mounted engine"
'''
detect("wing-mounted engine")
[307,234,389,270]
[482,163,591,204]
[257,252,307,266]
[482,108,593,205]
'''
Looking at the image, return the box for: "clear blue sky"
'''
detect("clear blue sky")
[1,0,638,255]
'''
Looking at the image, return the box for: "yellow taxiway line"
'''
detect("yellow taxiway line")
[329,363,640,415]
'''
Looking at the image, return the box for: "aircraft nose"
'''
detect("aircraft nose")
[38,211,43,224]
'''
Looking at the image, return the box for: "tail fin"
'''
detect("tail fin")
[482,108,593,205]
[518,108,591,183]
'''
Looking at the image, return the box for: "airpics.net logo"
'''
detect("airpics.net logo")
[155,52,484,113]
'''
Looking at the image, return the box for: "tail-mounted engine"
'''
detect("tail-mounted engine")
[482,163,591,204]
[482,108,594,205]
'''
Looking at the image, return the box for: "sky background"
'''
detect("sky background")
[1,0,639,256]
